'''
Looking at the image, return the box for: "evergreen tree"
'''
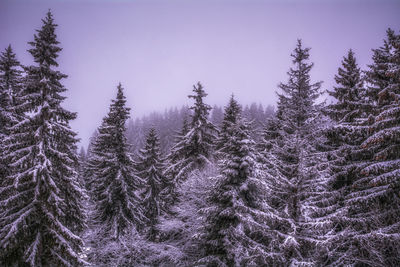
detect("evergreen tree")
[199,118,271,266]
[0,45,23,184]
[262,40,325,265]
[0,45,23,135]
[322,49,371,265]
[343,28,400,266]
[326,49,366,122]
[164,82,218,185]
[0,11,86,266]
[136,128,164,240]
[90,83,145,240]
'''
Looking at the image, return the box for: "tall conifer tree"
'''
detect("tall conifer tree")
[322,49,371,265]
[0,11,86,266]
[0,45,23,184]
[0,45,23,135]
[344,28,400,266]
[136,128,164,240]
[261,40,326,265]
[90,83,145,239]
[199,117,271,266]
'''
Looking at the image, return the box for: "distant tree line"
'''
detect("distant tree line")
[120,101,273,156]
[0,10,399,267]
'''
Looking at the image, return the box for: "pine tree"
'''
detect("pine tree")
[90,83,145,240]
[164,82,218,185]
[199,117,271,266]
[0,45,23,184]
[0,11,86,266]
[0,45,23,134]
[322,49,371,265]
[136,128,164,240]
[343,28,400,266]
[327,49,366,122]
[261,40,326,265]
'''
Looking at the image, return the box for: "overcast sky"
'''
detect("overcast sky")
[1,0,399,148]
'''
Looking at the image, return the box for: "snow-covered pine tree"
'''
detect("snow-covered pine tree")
[164,82,218,187]
[322,49,371,265]
[326,49,366,122]
[0,45,23,184]
[344,28,400,266]
[198,117,271,266]
[90,83,146,240]
[0,11,86,266]
[262,40,326,265]
[215,94,242,153]
[0,45,23,134]
[136,128,164,240]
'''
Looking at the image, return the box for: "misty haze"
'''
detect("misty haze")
[0,0,399,266]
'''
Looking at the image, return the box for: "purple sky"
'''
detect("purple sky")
[1,0,399,148]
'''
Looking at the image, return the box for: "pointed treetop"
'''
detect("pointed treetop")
[43,9,54,24]
[5,44,13,55]
[117,82,124,95]
[0,44,20,70]
[188,81,212,127]
[108,83,130,121]
[188,82,208,109]
[291,39,311,64]
[333,49,362,97]
[0,44,23,108]
[28,9,60,67]
[223,94,242,124]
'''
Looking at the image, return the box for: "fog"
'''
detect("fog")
[1,0,399,147]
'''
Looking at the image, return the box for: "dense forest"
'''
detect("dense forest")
[0,11,399,267]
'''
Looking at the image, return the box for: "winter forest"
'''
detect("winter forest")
[1,6,400,267]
